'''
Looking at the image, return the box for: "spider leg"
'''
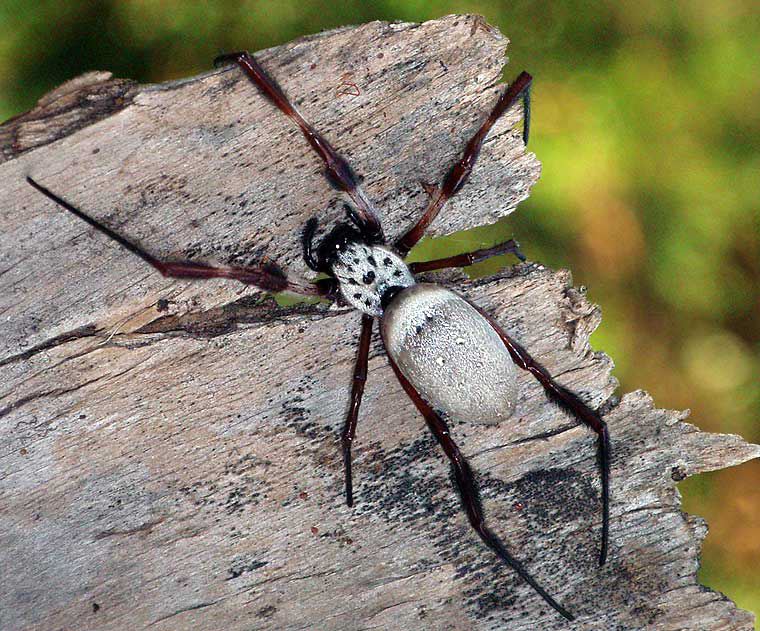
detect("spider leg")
[408,239,525,274]
[387,356,575,622]
[214,51,383,240]
[341,314,373,506]
[395,72,532,256]
[479,308,611,566]
[27,177,334,298]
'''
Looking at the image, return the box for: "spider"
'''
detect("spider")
[26,51,611,622]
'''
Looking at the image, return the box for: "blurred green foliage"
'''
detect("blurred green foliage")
[1,0,757,622]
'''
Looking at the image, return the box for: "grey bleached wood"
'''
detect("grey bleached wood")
[0,14,757,631]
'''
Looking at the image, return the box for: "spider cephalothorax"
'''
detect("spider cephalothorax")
[302,215,414,315]
[26,50,613,623]
[331,242,415,316]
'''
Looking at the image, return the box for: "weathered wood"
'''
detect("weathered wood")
[0,15,757,631]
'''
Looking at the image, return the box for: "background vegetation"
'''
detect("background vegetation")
[1,0,757,622]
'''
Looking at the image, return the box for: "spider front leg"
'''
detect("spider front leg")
[26,177,334,298]
[341,314,373,506]
[408,238,525,274]
[387,355,574,622]
[396,72,532,257]
[214,51,383,240]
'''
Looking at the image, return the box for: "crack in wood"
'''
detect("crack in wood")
[148,600,220,626]
[0,323,99,367]
[94,516,166,540]
[0,375,103,420]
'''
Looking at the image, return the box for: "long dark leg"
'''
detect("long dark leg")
[27,177,335,298]
[342,314,373,506]
[396,72,532,257]
[480,309,610,566]
[408,239,525,274]
[214,51,382,240]
[386,356,574,621]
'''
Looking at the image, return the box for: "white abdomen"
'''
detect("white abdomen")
[381,284,517,424]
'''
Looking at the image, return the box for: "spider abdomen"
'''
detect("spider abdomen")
[381,284,518,424]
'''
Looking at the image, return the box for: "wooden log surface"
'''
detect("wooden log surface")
[0,14,757,631]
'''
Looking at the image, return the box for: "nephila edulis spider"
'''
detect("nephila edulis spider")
[27,50,611,621]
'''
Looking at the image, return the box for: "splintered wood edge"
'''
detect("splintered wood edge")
[0,14,758,631]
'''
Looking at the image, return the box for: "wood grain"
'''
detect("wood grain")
[1,14,757,631]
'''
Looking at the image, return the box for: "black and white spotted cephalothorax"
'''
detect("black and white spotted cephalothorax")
[26,50,612,623]
[333,242,415,315]
[302,216,415,316]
